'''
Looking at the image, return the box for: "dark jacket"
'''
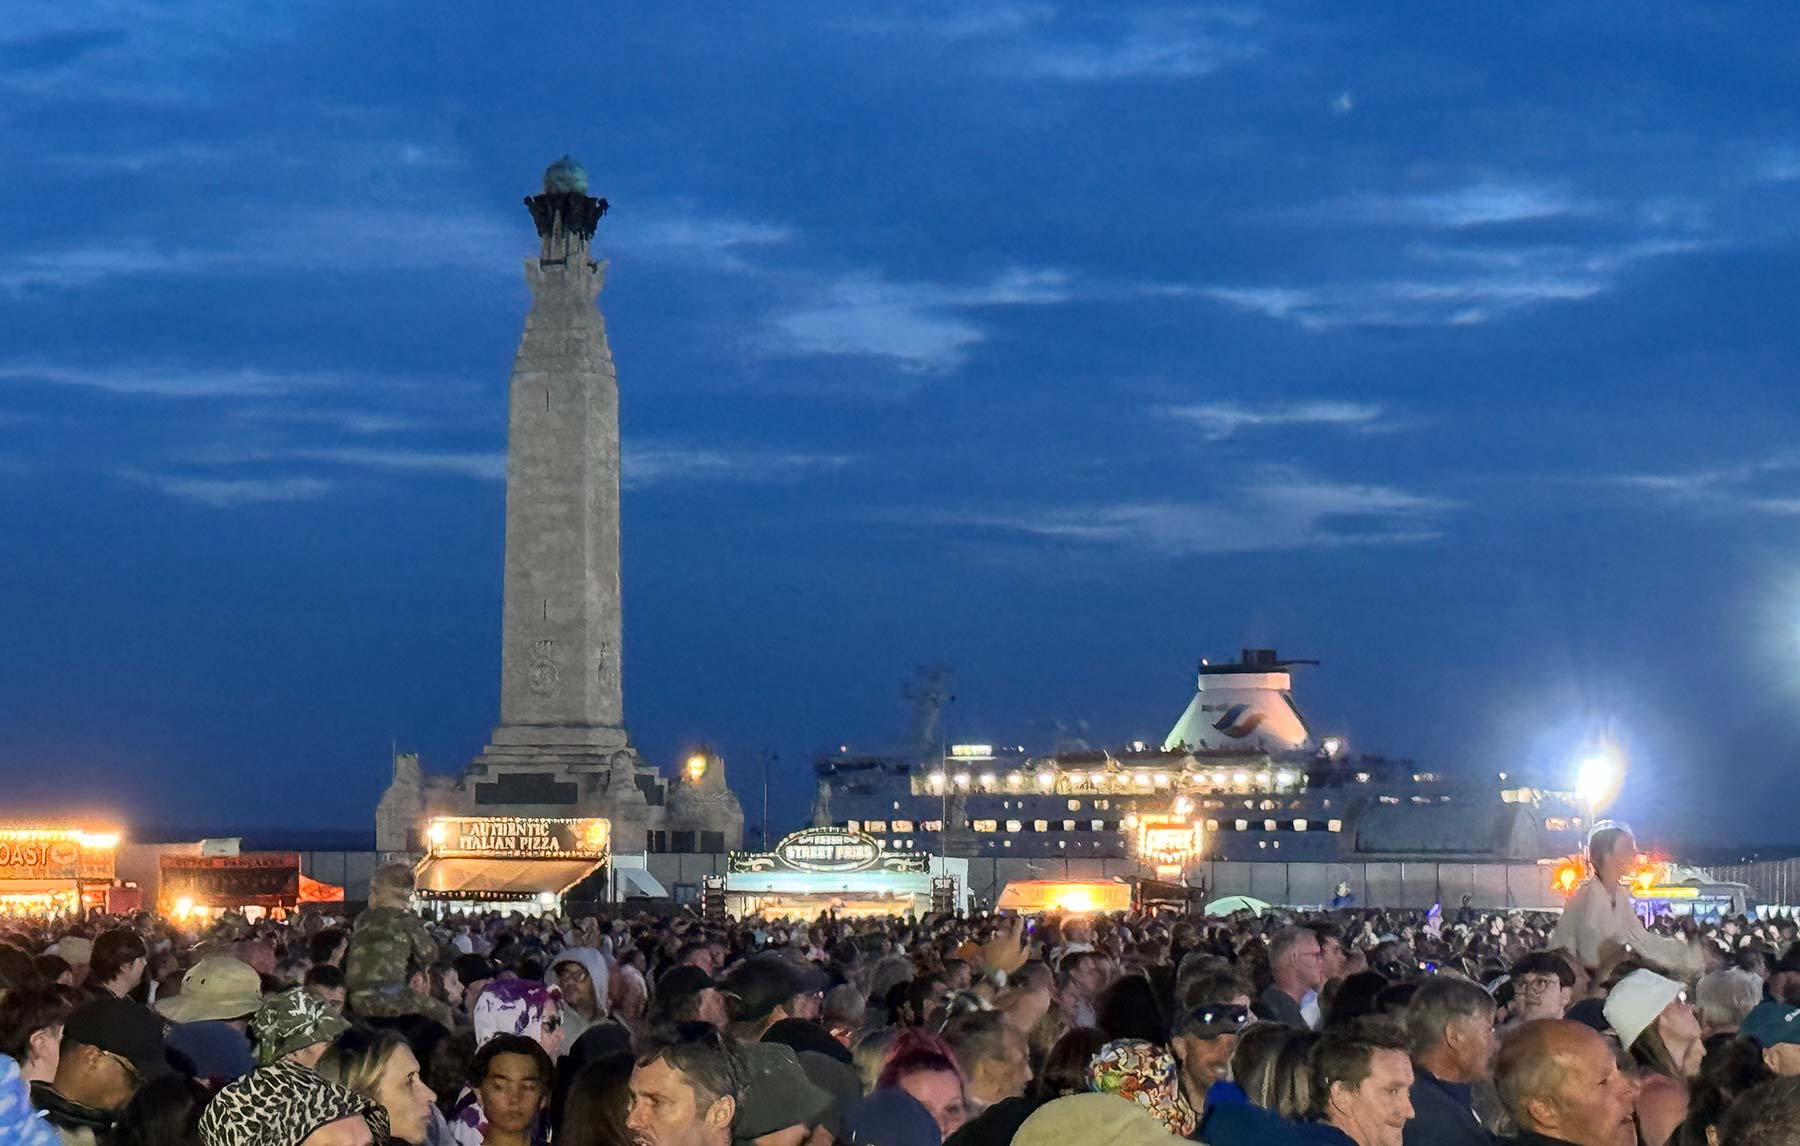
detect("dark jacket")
[1503,1133,1581,1146]
[944,1097,1039,1146]
[1404,1067,1494,1146]
[30,1081,114,1146]
[1254,984,1309,1028]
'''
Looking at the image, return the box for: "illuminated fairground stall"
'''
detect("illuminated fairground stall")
[414,816,610,914]
[0,827,123,916]
[994,878,1134,914]
[726,828,969,919]
[1546,852,1749,920]
[160,851,319,922]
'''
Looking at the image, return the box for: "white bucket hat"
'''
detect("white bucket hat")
[1604,968,1683,1050]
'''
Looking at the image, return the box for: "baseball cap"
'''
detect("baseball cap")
[1742,999,1800,1048]
[720,956,829,1024]
[1604,969,1685,1050]
[64,997,172,1081]
[731,1043,834,1144]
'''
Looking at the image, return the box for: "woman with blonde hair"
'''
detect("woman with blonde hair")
[316,1027,438,1146]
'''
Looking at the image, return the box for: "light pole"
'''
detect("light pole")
[760,749,776,851]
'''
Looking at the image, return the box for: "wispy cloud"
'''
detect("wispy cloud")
[229,408,422,435]
[761,268,1071,371]
[0,361,340,397]
[0,241,218,294]
[937,467,1458,554]
[2,4,301,104]
[1181,236,1700,329]
[1334,180,1594,228]
[624,445,853,488]
[119,470,332,508]
[1607,456,1800,516]
[1008,9,1263,80]
[612,214,794,272]
[288,448,507,481]
[1162,400,1391,441]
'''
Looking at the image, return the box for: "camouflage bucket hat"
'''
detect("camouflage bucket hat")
[251,987,350,1066]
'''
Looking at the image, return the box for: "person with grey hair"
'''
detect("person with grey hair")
[1400,977,1496,1146]
[1256,927,1326,1030]
[1695,967,1762,1037]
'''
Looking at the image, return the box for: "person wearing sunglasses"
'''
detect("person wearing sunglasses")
[1170,1001,1251,1111]
[29,996,171,1143]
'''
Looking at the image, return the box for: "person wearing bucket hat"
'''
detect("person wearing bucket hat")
[251,987,350,1069]
[159,956,266,1088]
[1741,998,1800,1075]
[1085,1039,1196,1138]
[30,996,171,1143]
[1604,968,1702,1146]
[200,1056,390,1146]
[1013,1093,1187,1146]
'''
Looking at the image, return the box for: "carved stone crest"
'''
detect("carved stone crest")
[528,639,561,695]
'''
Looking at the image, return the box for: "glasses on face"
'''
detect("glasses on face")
[1514,975,1563,994]
[1177,1004,1252,1038]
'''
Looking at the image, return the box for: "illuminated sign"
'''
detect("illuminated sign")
[0,828,118,883]
[949,744,994,759]
[730,828,929,874]
[0,838,80,881]
[428,817,610,859]
[160,853,301,907]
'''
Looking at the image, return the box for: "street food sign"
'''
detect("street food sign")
[0,836,82,881]
[731,828,929,874]
[161,853,301,907]
[429,817,610,860]
[0,829,117,883]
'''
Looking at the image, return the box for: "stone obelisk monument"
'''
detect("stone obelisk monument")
[375,158,745,860]
[466,155,649,838]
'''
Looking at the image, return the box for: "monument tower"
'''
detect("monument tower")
[375,157,743,857]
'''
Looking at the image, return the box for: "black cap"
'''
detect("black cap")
[453,953,499,986]
[720,956,829,1024]
[658,963,716,998]
[64,997,172,1081]
[763,1017,853,1066]
[731,1043,834,1144]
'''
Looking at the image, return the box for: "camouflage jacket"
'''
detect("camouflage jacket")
[343,906,438,996]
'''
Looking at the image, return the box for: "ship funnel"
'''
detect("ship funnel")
[1163,649,1316,753]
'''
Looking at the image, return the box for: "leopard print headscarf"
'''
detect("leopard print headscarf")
[199,1058,392,1146]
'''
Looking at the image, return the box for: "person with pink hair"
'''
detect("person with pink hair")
[875,1029,969,1140]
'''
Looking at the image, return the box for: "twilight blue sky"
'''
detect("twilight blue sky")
[4,3,1800,844]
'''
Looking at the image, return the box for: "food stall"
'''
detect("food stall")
[726,828,966,918]
[160,852,302,921]
[413,816,609,914]
[994,878,1133,915]
[0,827,122,916]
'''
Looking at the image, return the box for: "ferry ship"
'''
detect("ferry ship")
[809,650,1588,875]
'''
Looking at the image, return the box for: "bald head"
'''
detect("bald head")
[1495,1021,1634,1146]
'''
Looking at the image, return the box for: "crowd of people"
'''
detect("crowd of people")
[4,824,1800,1145]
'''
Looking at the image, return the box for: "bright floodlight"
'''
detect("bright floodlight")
[1575,750,1623,810]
